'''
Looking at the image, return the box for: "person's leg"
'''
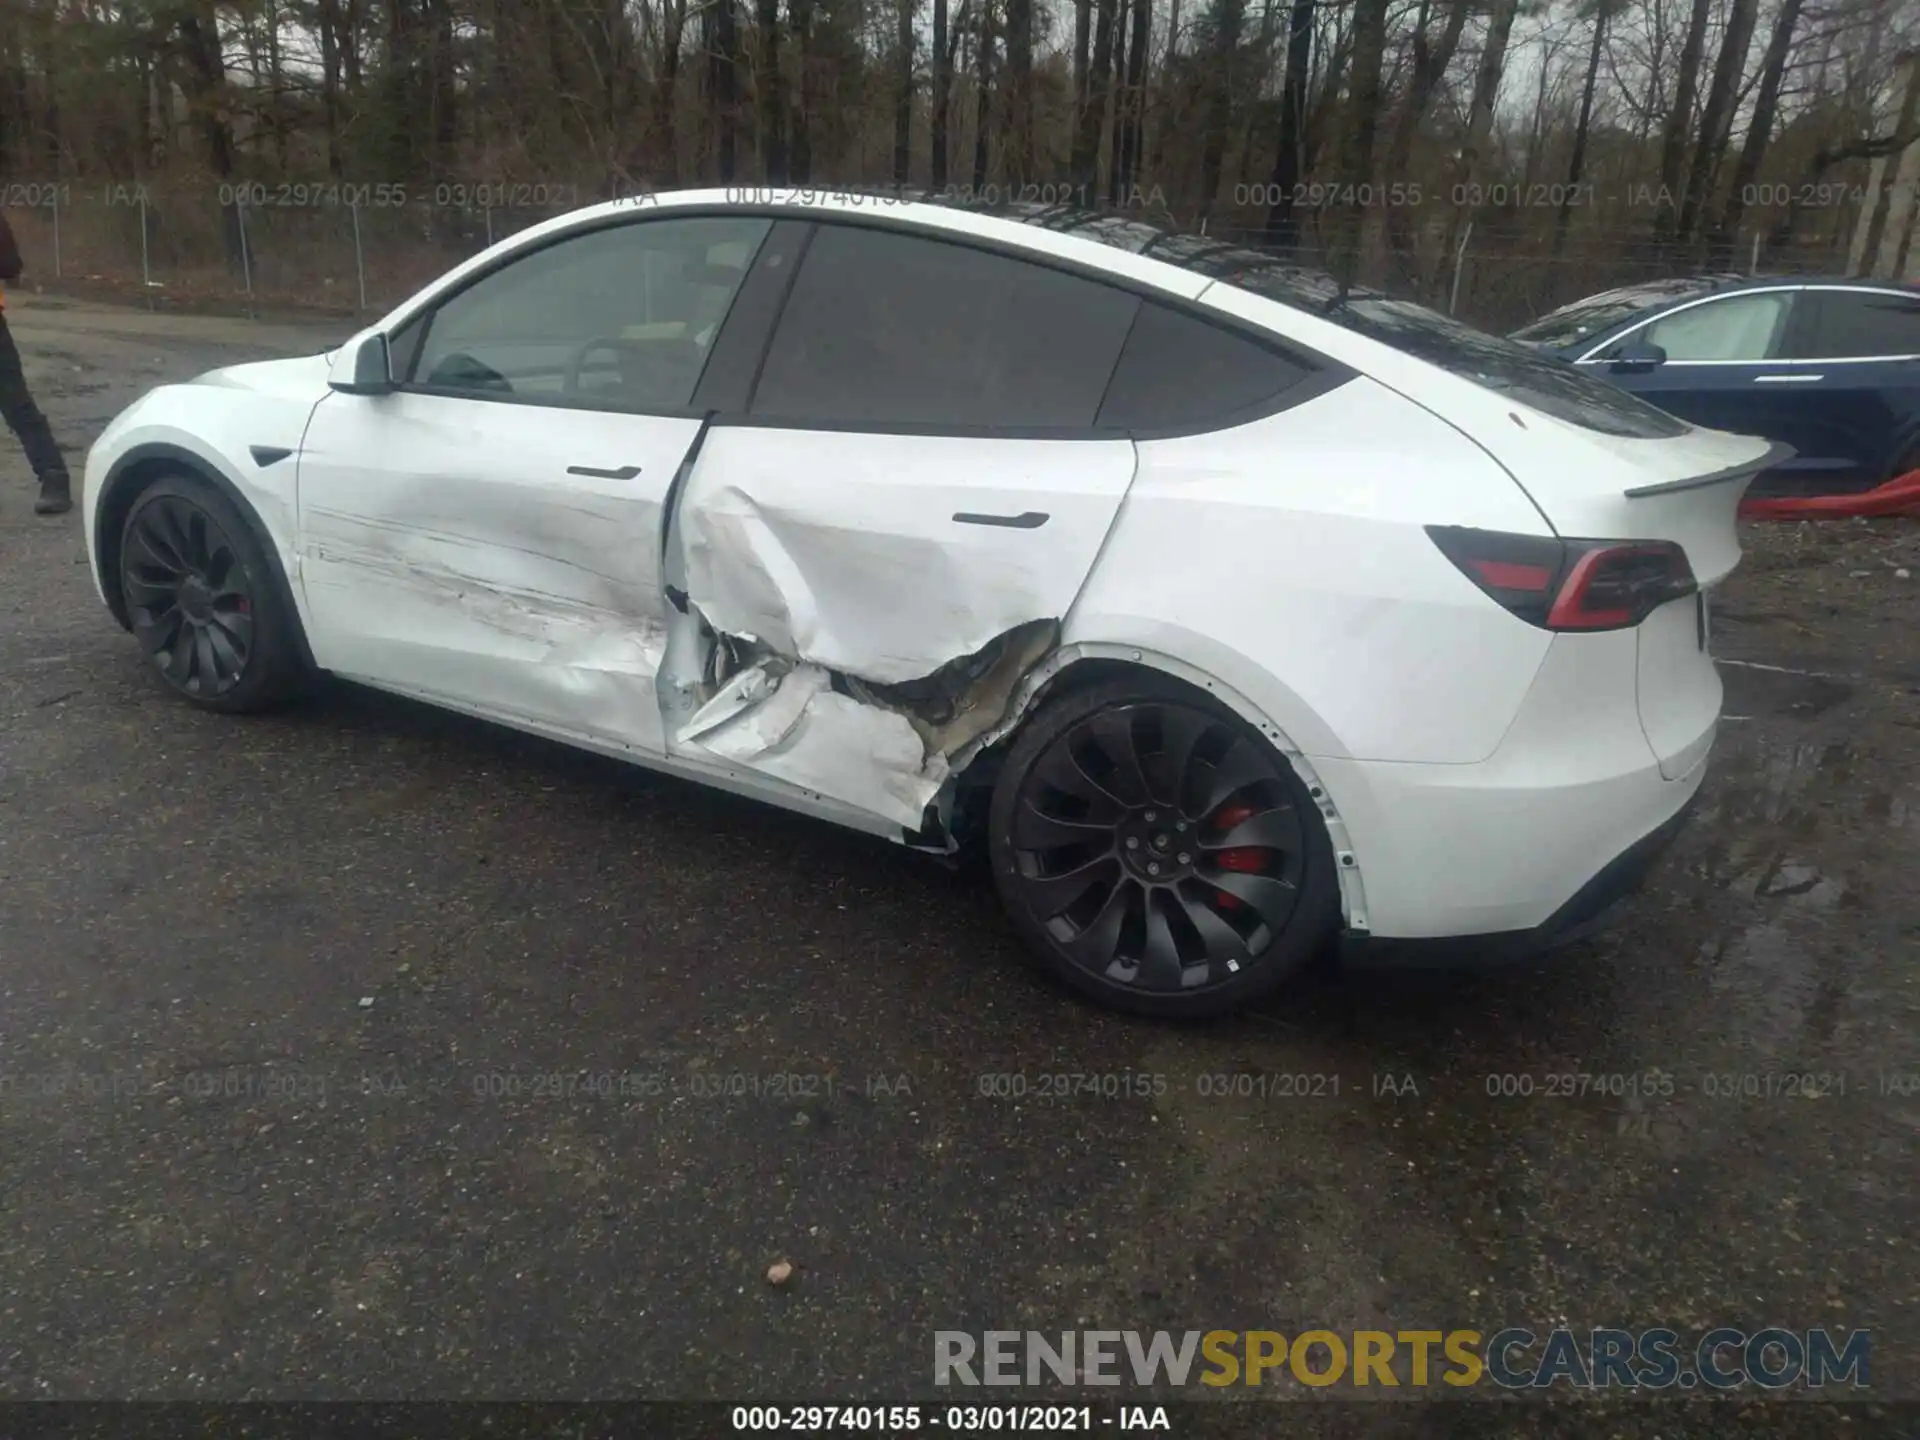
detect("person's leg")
[0,315,71,514]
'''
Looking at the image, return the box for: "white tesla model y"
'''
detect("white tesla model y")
[81,189,1778,1017]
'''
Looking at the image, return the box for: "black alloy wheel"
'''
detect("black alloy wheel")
[989,679,1337,1018]
[118,475,302,712]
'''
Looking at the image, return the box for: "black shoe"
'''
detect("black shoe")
[33,480,72,516]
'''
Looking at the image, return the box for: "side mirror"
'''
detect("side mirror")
[328,332,394,395]
[1610,336,1667,374]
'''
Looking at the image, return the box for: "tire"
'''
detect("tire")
[117,473,304,713]
[987,677,1339,1019]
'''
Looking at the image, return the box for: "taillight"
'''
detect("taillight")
[1426,526,1697,632]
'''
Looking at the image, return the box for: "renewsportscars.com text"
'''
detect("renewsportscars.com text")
[934,1328,1871,1390]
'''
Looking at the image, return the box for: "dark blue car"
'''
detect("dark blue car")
[1511,276,1920,496]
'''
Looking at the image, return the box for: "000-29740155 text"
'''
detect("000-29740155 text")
[730,1406,1136,1431]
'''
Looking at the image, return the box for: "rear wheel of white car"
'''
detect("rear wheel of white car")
[118,474,302,713]
[988,678,1338,1019]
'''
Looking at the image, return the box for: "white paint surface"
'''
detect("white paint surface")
[295,388,702,754]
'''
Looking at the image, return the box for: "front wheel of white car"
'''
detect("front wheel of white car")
[118,474,304,713]
[988,678,1339,1019]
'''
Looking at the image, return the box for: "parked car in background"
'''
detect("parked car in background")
[1512,276,1920,496]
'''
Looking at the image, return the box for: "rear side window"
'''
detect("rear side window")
[750,224,1141,429]
[1096,303,1313,430]
[1792,289,1920,359]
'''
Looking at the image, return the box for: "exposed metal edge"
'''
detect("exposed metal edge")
[1623,441,1795,498]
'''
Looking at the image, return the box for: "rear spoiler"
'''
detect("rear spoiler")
[1623,441,1795,499]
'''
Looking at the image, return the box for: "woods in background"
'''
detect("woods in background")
[0,0,1917,323]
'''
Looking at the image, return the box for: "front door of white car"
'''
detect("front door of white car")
[294,213,775,756]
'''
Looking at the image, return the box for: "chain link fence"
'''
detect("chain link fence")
[2,178,1868,333]
[10,181,604,320]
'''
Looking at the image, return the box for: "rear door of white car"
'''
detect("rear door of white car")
[294,212,776,754]
[673,221,1143,683]
[660,220,1144,824]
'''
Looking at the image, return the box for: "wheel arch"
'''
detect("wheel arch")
[96,441,320,674]
[950,641,1372,935]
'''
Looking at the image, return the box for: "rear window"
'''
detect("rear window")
[1215,265,1690,438]
[926,199,1693,439]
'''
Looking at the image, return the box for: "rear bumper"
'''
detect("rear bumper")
[1307,625,1713,958]
[1338,794,1697,970]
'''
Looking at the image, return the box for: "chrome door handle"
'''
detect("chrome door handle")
[1754,374,1822,383]
[567,464,642,479]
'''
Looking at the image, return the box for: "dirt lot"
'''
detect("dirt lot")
[0,294,1914,1436]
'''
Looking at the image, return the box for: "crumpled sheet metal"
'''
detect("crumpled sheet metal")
[676,661,949,830]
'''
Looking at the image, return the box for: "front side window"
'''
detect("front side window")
[750,224,1142,428]
[409,216,772,409]
[1792,289,1920,359]
[1629,292,1794,362]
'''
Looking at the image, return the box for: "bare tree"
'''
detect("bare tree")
[706,0,741,181]
[1679,0,1761,242]
[895,0,915,183]
[759,0,790,180]
[1197,0,1248,218]
[1261,0,1314,246]
[1072,0,1094,163]
[1707,0,1807,262]
[789,0,814,181]
[1004,0,1033,181]
[1654,0,1714,241]
[1112,0,1150,200]
[933,0,957,187]
[1435,0,1521,292]
[1856,51,1920,265]
[1380,0,1471,257]
[1107,0,1132,198]
[972,0,994,189]
[1072,0,1117,184]
[1554,0,1616,256]
[1330,0,1390,285]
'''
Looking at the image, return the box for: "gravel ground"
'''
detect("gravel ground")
[0,294,1914,1438]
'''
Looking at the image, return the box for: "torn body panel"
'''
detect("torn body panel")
[672,427,1136,683]
[656,422,1135,832]
[676,658,948,830]
[661,622,1058,836]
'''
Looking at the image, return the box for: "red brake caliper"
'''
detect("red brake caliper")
[1209,803,1264,909]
